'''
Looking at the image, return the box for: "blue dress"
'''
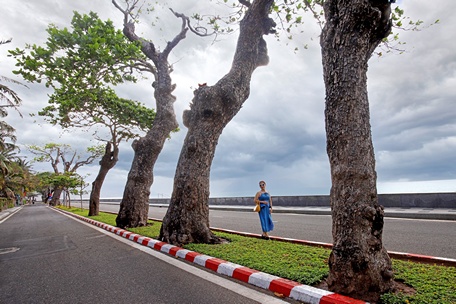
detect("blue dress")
[258,192,274,233]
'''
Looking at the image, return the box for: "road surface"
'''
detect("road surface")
[0,204,293,304]
[94,203,456,260]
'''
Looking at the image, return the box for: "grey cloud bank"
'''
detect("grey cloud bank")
[1,0,454,198]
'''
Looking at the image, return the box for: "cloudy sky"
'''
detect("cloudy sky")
[1,0,455,199]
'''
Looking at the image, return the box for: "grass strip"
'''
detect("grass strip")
[60,207,456,304]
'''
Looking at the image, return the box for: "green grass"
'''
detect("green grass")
[59,206,456,304]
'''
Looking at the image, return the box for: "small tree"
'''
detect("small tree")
[9,11,156,215]
[71,174,90,210]
[28,143,103,205]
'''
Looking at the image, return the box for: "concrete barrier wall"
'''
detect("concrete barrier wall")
[110,192,456,209]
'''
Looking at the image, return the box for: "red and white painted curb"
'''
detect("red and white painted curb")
[55,208,367,304]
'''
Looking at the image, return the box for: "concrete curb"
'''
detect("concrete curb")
[0,206,23,223]
[53,207,368,304]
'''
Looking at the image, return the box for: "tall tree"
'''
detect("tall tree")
[159,0,276,245]
[28,143,103,205]
[1,39,24,119]
[1,38,24,154]
[9,12,156,216]
[113,0,190,228]
[320,0,395,301]
[0,38,26,203]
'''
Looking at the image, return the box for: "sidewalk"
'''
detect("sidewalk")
[0,206,22,223]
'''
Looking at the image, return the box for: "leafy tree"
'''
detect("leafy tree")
[215,1,429,299]
[1,38,24,157]
[0,146,38,207]
[8,11,156,216]
[28,143,103,205]
[319,0,397,301]
[33,171,83,207]
[71,174,90,210]
[159,0,276,245]
[34,171,55,202]
[0,147,21,198]
[1,39,24,119]
[112,0,191,228]
[0,38,28,204]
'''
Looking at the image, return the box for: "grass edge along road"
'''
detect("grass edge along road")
[59,207,455,304]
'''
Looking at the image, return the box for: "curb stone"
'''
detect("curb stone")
[53,207,367,304]
[0,206,23,222]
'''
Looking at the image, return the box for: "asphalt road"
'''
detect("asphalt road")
[0,204,291,304]
[92,203,456,260]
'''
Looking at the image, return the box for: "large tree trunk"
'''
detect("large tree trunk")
[115,16,182,228]
[88,142,118,216]
[115,89,178,227]
[159,0,275,246]
[320,0,394,301]
[50,187,63,206]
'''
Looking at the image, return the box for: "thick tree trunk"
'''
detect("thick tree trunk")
[159,0,275,246]
[320,0,394,301]
[114,10,183,228]
[115,105,177,228]
[88,142,118,216]
[115,63,178,228]
[50,187,63,206]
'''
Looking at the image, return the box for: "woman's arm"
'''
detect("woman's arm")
[254,191,260,204]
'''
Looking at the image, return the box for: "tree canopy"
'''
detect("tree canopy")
[9,11,156,141]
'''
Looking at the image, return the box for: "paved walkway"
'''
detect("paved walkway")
[0,206,22,223]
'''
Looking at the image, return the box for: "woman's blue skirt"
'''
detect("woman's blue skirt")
[258,203,274,232]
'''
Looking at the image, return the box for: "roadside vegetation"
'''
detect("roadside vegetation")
[59,206,456,304]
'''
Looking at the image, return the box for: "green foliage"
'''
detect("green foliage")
[1,39,25,118]
[0,197,13,210]
[9,11,156,142]
[59,206,117,226]
[0,145,36,199]
[9,11,145,87]
[36,171,84,195]
[187,232,329,285]
[381,260,456,304]
[199,0,432,54]
[27,142,104,179]
[128,221,161,237]
[1,39,25,168]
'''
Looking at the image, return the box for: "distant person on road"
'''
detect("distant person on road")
[254,180,274,239]
[46,192,53,204]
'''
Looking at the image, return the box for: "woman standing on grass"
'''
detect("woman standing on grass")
[254,180,274,239]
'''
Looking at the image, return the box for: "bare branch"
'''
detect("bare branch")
[239,0,251,7]
[170,8,217,39]
[0,38,12,45]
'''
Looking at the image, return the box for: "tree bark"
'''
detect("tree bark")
[320,0,394,301]
[88,142,118,216]
[159,0,275,246]
[50,187,63,206]
[115,13,181,228]
[115,85,178,228]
